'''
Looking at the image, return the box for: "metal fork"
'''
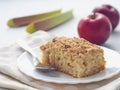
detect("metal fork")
[16,39,55,72]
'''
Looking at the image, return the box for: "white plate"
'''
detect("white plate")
[17,47,120,84]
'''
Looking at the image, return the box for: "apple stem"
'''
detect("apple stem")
[91,13,96,19]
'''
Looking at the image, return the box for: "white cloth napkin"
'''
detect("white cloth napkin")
[0,31,120,90]
[96,78,120,90]
[0,73,37,90]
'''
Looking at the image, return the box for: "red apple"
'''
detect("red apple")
[93,4,120,30]
[78,13,112,45]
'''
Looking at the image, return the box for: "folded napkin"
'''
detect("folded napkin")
[96,78,120,90]
[0,31,120,90]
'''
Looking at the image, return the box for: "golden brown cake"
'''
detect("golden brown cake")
[38,37,106,78]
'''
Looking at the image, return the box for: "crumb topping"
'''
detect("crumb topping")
[40,37,103,59]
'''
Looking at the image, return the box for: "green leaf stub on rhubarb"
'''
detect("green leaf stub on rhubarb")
[26,23,38,34]
[7,19,18,27]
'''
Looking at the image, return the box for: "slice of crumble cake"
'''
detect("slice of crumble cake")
[38,37,106,78]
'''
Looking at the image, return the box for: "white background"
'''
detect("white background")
[0,0,120,51]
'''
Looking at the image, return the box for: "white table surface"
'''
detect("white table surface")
[0,0,120,51]
[0,0,120,89]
